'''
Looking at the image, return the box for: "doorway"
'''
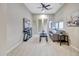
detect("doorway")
[37,19,48,34]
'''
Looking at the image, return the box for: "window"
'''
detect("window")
[59,22,64,30]
[49,21,52,29]
[55,22,59,29]
[49,21,64,33]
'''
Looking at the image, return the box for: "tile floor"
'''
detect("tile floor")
[7,35,79,56]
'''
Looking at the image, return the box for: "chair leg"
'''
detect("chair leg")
[60,41,61,46]
[67,41,69,46]
[60,37,61,46]
[39,37,41,42]
[60,36,61,46]
[46,37,48,42]
[67,36,69,46]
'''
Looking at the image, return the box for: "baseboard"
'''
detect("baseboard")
[71,45,79,52]
[6,40,22,54]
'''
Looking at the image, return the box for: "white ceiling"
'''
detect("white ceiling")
[25,3,64,14]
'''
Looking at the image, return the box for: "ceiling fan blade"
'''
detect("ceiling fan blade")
[44,7,49,10]
[41,3,45,6]
[45,7,52,10]
[41,3,46,8]
[45,5,50,7]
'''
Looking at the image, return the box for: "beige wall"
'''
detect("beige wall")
[0,4,7,55]
[7,3,32,53]
[55,3,79,50]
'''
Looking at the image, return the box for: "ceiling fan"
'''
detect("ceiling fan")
[38,3,52,11]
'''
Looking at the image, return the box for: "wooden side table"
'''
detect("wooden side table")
[59,34,69,46]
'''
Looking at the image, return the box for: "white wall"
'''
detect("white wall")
[7,3,32,53]
[0,4,7,56]
[55,3,79,50]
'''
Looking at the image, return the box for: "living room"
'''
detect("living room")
[0,3,79,56]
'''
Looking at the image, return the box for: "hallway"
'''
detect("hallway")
[7,35,79,56]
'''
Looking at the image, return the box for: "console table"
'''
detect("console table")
[39,32,48,42]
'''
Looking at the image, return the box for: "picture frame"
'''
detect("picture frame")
[67,11,79,27]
